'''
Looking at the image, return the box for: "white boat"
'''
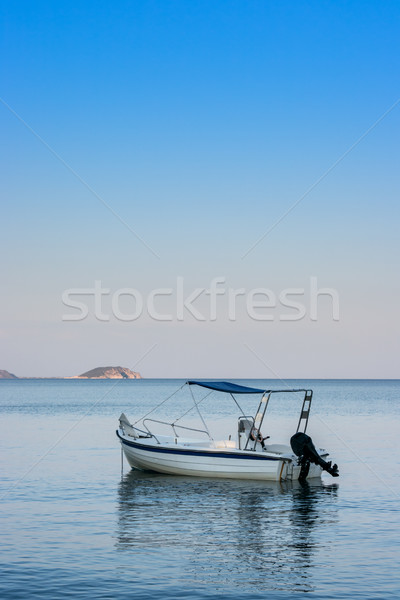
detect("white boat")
[116,380,339,482]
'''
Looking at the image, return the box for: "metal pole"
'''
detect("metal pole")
[189,385,213,442]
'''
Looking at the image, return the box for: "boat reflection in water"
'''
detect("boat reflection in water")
[115,471,338,594]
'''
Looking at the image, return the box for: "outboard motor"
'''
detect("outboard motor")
[290,432,339,480]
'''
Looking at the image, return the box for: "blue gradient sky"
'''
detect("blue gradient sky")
[1,1,399,377]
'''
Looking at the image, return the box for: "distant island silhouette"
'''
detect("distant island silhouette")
[0,370,18,379]
[0,367,141,379]
[75,366,141,379]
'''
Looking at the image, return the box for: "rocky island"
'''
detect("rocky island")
[76,366,141,379]
[0,370,18,379]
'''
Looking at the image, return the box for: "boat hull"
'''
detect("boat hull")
[117,432,324,481]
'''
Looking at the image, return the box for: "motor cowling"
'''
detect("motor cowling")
[290,432,339,479]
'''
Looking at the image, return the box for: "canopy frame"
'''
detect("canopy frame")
[131,380,313,447]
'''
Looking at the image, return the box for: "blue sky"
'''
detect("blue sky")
[1,0,399,377]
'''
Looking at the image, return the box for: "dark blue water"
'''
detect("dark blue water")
[1,379,399,599]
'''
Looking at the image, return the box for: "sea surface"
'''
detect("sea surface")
[1,379,399,599]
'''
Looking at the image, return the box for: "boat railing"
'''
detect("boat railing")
[128,424,152,438]
[143,418,211,444]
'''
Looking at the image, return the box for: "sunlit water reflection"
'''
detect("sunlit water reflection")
[116,472,339,594]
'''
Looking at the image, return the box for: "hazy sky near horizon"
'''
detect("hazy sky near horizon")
[1,0,399,378]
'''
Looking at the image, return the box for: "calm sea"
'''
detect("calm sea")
[1,379,399,599]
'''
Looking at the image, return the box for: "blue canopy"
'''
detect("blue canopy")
[187,380,267,394]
